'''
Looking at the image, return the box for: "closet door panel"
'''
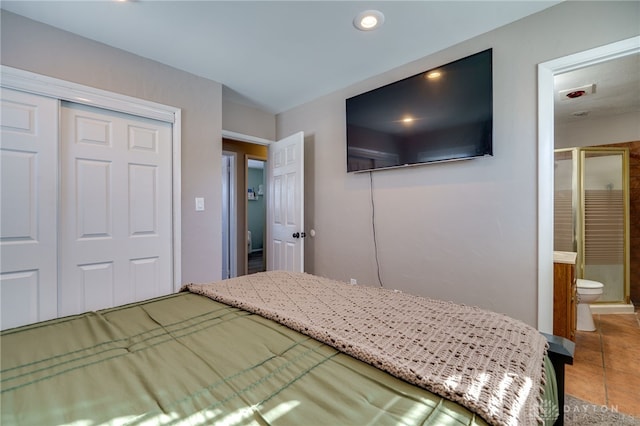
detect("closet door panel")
[75,159,112,238]
[0,88,58,330]
[59,103,173,317]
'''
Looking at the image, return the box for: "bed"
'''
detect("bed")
[1,271,561,426]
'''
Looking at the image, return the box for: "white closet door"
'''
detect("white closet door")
[0,88,59,330]
[59,102,173,316]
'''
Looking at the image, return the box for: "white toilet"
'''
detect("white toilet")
[576,278,604,331]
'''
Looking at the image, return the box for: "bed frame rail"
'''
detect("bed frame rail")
[542,333,575,426]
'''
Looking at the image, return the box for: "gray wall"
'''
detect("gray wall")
[1,10,223,285]
[3,2,638,326]
[276,1,640,325]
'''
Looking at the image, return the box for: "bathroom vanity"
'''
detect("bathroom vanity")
[553,251,577,341]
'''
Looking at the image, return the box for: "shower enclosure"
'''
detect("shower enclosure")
[554,147,630,304]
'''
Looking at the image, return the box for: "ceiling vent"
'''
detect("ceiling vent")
[558,84,596,101]
[571,110,590,117]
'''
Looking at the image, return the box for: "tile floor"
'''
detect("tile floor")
[564,306,640,418]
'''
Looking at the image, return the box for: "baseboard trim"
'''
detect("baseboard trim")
[590,303,635,314]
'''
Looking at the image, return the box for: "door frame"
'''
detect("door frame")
[222,130,273,147]
[536,36,639,333]
[222,151,238,279]
[1,65,183,291]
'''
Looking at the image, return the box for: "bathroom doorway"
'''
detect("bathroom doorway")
[247,158,266,274]
[222,138,268,276]
[538,36,640,330]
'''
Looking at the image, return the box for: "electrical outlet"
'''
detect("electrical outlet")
[350,278,357,285]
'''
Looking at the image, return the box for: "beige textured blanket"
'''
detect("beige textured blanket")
[184,271,548,426]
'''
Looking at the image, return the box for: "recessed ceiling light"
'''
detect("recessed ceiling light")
[354,10,385,31]
[426,71,442,80]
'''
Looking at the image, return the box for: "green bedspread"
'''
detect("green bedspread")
[1,292,555,425]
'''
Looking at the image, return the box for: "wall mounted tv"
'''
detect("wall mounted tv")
[346,49,493,173]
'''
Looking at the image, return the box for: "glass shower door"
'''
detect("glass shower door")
[554,149,577,254]
[580,149,630,303]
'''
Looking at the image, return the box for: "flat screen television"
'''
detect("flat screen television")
[346,49,493,173]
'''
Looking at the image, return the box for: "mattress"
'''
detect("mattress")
[1,273,558,425]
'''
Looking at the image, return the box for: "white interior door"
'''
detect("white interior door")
[59,102,173,316]
[0,88,59,329]
[267,131,304,272]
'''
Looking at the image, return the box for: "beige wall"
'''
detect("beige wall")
[1,10,223,285]
[277,1,640,325]
[222,100,276,141]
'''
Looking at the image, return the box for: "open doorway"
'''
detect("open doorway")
[222,138,268,276]
[537,36,640,331]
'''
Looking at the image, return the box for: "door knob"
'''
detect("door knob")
[292,232,300,239]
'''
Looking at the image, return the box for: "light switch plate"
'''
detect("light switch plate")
[195,197,205,211]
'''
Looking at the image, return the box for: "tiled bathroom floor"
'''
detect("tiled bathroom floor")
[564,307,640,417]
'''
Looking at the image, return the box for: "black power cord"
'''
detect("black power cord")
[369,171,384,287]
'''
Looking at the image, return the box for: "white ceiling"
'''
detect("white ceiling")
[1,0,561,114]
[554,53,640,126]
